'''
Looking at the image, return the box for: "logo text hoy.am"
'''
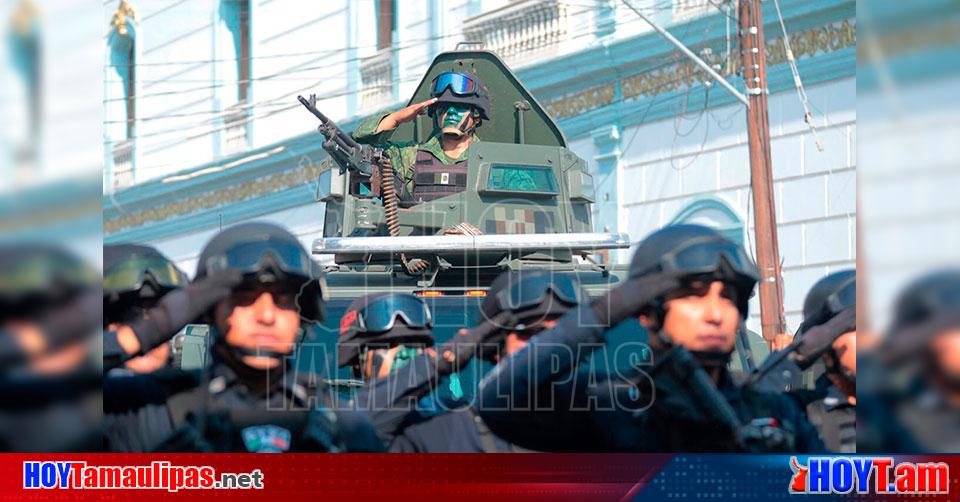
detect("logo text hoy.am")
[790,457,949,495]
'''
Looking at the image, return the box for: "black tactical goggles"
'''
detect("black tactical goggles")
[641,237,760,283]
[205,240,313,280]
[355,294,433,333]
[494,274,583,313]
[104,255,187,294]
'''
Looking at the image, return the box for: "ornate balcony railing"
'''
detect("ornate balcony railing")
[223,104,249,155]
[360,48,393,113]
[112,139,134,190]
[462,0,571,68]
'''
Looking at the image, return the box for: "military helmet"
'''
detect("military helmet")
[889,269,960,335]
[798,270,855,335]
[0,244,98,320]
[476,269,584,361]
[481,269,583,329]
[103,244,187,324]
[337,292,435,367]
[195,222,325,321]
[428,71,492,121]
[628,224,759,318]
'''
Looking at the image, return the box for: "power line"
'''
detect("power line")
[113,6,724,168]
[771,0,823,152]
[102,5,605,104]
[108,9,655,142]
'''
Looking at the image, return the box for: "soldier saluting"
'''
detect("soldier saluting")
[352,71,492,204]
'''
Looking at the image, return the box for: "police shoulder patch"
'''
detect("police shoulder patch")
[241,424,292,453]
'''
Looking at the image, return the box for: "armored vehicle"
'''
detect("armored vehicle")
[313,48,629,287]
[300,49,758,386]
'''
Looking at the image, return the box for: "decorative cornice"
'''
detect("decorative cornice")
[545,19,856,119]
[104,160,325,235]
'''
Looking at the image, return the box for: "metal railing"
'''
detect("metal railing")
[462,0,571,68]
[222,104,249,155]
[360,48,393,113]
[112,139,134,189]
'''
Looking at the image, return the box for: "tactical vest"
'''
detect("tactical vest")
[412,150,468,202]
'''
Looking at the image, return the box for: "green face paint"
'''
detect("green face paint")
[390,345,420,373]
[357,344,422,377]
[441,105,471,129]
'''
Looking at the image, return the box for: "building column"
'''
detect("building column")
[591,124,623,262]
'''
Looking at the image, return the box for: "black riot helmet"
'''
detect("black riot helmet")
[798,270,855,336]
[428,71,492,121]
[628,224,759,318]
[477,269,585,361]
[889,269,960,336]
[103,244,188,326]
[195,222,326,322]
[337,292,435,368]
[0,244,98,321]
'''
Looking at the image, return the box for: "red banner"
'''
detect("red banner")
[3,454,672,501]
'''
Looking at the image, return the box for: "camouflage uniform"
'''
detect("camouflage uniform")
[352,111,537,197]
[352,111,475,197]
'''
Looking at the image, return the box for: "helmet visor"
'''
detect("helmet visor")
[104,255,186,293]
[206,240,313,279]
[660,238,759,282]
[0,254,94,297]
[496,275,583,312]
[357,294,433,333]
[431,72,477,96]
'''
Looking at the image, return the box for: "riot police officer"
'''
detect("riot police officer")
[0,244,102,451]
[103,244,190,373]
[794,270,857,453]
[338,292,438,382]
[337,291,469,451]
[101,244,243,373]
[860,270,960,452]
[348,270,583,452]
[477,224,824,452]
[103,222,383,453]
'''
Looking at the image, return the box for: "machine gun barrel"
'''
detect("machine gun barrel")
[298,94,374,177]
[297,95,361,149]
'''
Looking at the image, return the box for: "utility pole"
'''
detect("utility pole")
[621,0,786,344]
[738,0,786,344]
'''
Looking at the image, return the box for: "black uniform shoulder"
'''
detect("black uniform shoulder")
[389,408,485,453]
[104,368,202,414]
